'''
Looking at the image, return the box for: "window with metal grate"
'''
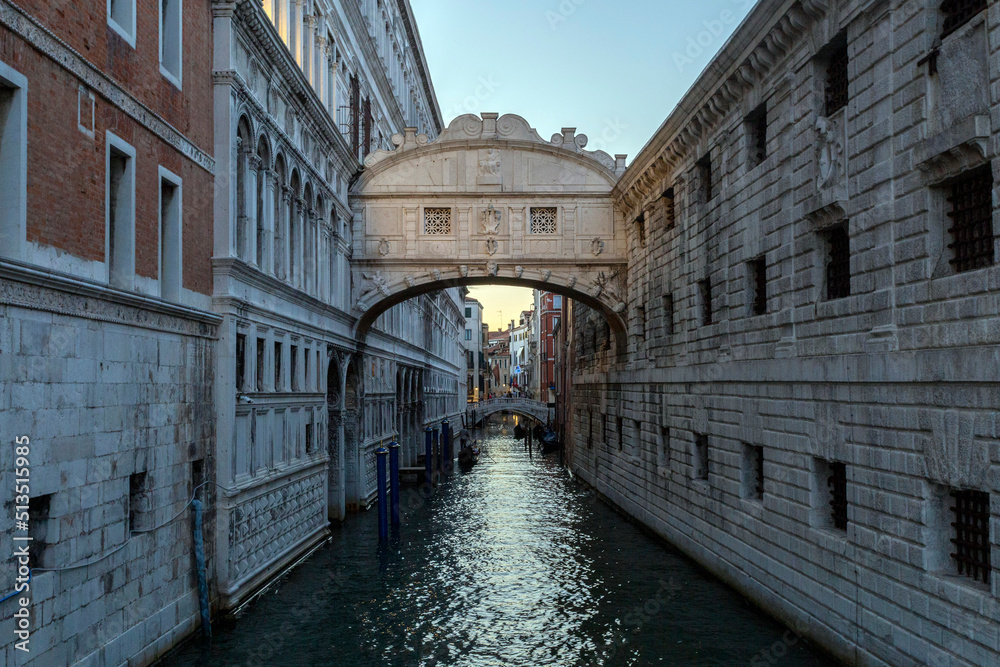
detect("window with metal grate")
[824,41,849,116]
[828,461,848,530]
[662,187,675,229]
[699,278,713,325]
[824,223,851,300]
[940,0,987,39]
[749,257,767,316]
[697,154,713,202]
[694,434,709,480]
[746,104,767,168]
[950,489,991,584]
[947,164,994,273]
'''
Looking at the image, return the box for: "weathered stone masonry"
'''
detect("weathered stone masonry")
[571,0,1000,665]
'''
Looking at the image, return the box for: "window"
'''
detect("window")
[587,409,593,449]
[274,341,283,390]
[159,0,183,87]
[465,329,472,341]
[0,63,26,262]
[634,212,646,248]
[742,444,764,500]
[941,0,987,39]
[465,307,472,318]
[815,459,848,530]
[108,0,137,47]
[824,223,851,300]
[824,37,849,116]
[662,187,675,229]
[748,257,767,316]
[305,419,314,455]
[191,459,205,500]
[949,489,991,584]
[602,413,608,445]
[28,493,52,568]
[553,295,562,309]
[78,85,95,137]
[236,333,247,391]
[617,417,623,451]
[128,472,149,532]
[657,426,670,471]
[107,132,136,289]
[699,278,713,325]
[424,207,451,235]
[256,338,265,392]
[746,103,767,168]
[636,305,646,338]
[663,294,675,335]
[946,164,994,273]
[159,168,182,301]
[291,345,299,391]
[697,153,713,202]
[694,434,709,480]
[530,207,558,234]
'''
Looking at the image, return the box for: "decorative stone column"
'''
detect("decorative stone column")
[303,14,315,83]
[295,197,305,288]
[262,169,277,275]
[247,154,260,267]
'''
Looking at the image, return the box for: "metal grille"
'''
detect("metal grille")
[755,446,765,498]
[698,155,713,202]
[828,461,848,530]
[825,224,851,300]
[947,165,994,273]
[362,98,372,157]
[530,207,558,234]
[349,75,360,155]
[635,213,646,248]
[700,278,713,325]
[941,0,987,39]
[424,208,452,235]
[662,187,676,228]
[695,434,709,480]
[824,43,849,116]
[750,257,767,315]
[748,105,767,167]
[950,489,991,584]
[236,333,246,391]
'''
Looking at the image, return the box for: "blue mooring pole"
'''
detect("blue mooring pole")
[191,499,211,637]
[442,421,451,475]
[424,427,433,487]
[389,441,400,526]
[376,446,388,541]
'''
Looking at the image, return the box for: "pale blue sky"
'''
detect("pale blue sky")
[408,0,758,329]
[410,0,758,161]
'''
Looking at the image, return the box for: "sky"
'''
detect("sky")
[408,0,758,330]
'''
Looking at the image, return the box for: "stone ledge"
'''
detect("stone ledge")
[915,114,990,185]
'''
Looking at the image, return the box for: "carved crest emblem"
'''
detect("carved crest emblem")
[377,237,391,256]
[815,116,842,190]
[485,238,499,255]
[482,205,501,235]
[590,237,605,256]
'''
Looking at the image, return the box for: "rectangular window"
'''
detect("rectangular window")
[824,37,849,116]
[748,257,767,316]
[108,0,137,47]
[159,0,183,87]
[947,164,994,273]
[746,103,767,169]
[657,426,670,471]
[814,459,848,530]
[699,278,713,325]
[636,305,646,339]
[305,419,314,455]
[742,444,764,500]
[587,409,593,449]
[530,207,558,234]
[128,471,149,532]
[78,85,96,138]
[423,207,452,235]
[697,153,713,202]
[290,345,299,391]
[465,307,472,318]
[694,434,709,480]
[256,338,265,392]
[941,0,987,39]
[191,459,205,500]
[465,329,472,340]
[616,417,623,451]
[634,212,646,248]
[274,341,283,390]
[602,413,608,445]
[824,223,851,300]
[553,295,562,309]
[159,168,182,301]
[949,489,991,584]
[0,63,27,262]
[107,132,136,289]
[663,294,674,335]
[662,187,675,229]
[236,333,247,391]
[28,493,52,568]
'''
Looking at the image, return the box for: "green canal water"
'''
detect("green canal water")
[164,417,837,666]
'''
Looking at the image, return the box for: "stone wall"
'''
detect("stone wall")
[571,0,1000,664]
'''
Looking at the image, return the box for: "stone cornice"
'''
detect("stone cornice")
[394,0,443,133]
[0,0,215,173]
[614,0,830,211]
[0,259,220,338]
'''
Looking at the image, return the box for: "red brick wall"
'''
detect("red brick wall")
[5,0,214,296]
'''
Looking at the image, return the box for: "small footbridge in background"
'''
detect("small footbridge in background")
[466,397,550,426]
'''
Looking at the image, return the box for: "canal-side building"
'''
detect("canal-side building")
[571,0,1000,664]
[463,296,485,401]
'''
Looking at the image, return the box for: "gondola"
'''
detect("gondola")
[459,442,480,469]
[513,424,526,440]
[540,428,561,455]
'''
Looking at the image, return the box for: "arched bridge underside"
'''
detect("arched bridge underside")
[350,113,629,352]
[467,398,550,425]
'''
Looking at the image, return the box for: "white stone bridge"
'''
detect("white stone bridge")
[466,397,551,426]
[349,113,629,353]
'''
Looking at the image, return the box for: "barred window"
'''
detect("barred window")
[749,257,767,316]
[662,187,675,229]
[827,461,848,530]
[742,444,764,500]
[697,153,713,202]
[824,39,849,117]
[941,0,987,39]
[694,434,709,480]
[424,207,452,235]
[746,103,767,168]
[699,278,713,325]
[530,207,558,234]
[950,489,991,584]
[235,333,246,391]
[824,223,851,300]
[634,212,646,247]
[947,164,994,273]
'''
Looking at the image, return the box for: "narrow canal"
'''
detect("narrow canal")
[165,417,836,666]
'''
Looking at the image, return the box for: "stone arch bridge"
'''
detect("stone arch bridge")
[466,397,551,426]
[349,113,629,351]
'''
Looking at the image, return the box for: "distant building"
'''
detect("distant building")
[509,310,534,395]
[487,327,511,395]
[463,297,485,401]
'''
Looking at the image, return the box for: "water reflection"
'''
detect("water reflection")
[165,416,836,666]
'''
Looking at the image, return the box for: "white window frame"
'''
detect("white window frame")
[158,166,183,301]
[159,0,183,89]
[107,0,137,48]
[106,131,136,289]
[0,60,27,262]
